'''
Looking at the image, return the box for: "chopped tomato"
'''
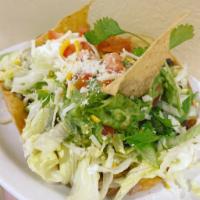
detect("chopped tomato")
[152,96,160,107]
[98,36,132,54]
[48,30,63,40]
[183,117,197,129]
[104,52,124,73]
[102,125,115,136]
[81,41,92,51]
[79,26,90,36]
[63,42,93,58]
[63,44,76,57]
[102,79,113,86]
[75,74,92,89]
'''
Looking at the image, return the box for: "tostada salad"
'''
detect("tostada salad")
[0,3,200,200]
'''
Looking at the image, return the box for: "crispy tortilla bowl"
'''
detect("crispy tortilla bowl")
[0,3,184,198]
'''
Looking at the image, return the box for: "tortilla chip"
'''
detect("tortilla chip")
[0,82,27,133]
[36,3,91,46]
[107,177,162,197]
[103,14,188,97]
[128,177,162,195]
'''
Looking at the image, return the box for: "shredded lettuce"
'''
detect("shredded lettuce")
[68,158,100,200]
[33,123,67,153]
[97,158,133,175]
[159,124,200,149]
[27,151,61,183]
[58,145,80,184]
[12,71,44,93]
[22,107,53,141]
[100,173,113,199]
[114,163,157,200]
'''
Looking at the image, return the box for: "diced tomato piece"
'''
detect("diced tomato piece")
[152,96,160,107]
[98,36,132,54]
[103,52,124,73]
[75,74,92,89]
[75,78,86,90]
[48,30,63,40]
[183,117,197,129]
[102,79,113,86]
[79,26,90,36]
[64,42,92,58]
[63,44,76,57]
[81,41,92,51]
[102,125,115,136]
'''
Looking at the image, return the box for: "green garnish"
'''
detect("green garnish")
[37,90,53,107]
[85,18,194,53]
[126,127,159,146]
[85,17,149,45]
[170,24,194,49]
[132,47,147,56]
[32,81,48,90]
[161,64,181,110]
[85,17,125,45]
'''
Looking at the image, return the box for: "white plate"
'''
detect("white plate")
[0,43,199,200]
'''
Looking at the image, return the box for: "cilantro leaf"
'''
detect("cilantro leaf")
[85,17,125,45]
[150,107,175,136]
[126,128,159,146]
[170,24,194,49]
[132,47,147,56]
[86,80,107,107]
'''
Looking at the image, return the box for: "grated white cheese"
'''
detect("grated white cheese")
[80,87,88,93]
[97,71,122,81]
[168,115,186,134]
[81,99,89,106]
[142,95,153,102]
[31,31,125,85]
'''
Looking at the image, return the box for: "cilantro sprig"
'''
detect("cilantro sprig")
[85,17,194,51]
[85,17,125,45]
[85,17,149,45]
[170,24,194,49]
